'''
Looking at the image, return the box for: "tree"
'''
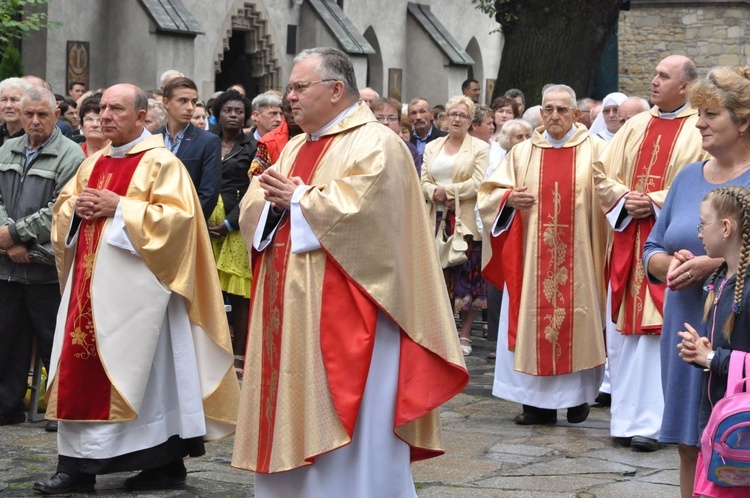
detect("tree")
[472,0,622,106]
[0,0,58,71]
[0,44,23,79]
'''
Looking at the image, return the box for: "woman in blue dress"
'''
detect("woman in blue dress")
[644,65,750,498]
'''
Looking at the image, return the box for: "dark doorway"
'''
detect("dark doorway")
[215,31,261,96]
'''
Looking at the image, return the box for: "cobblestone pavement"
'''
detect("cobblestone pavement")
[0,325,679,497]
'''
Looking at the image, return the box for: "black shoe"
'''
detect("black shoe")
[124,460,187,491]
[45,421,58,432]
[630,435,660,452]
[32,472,95,494]
[612,436,632,447]
[0,411,25,426]
[566,403,590,423]
[513,412,557,425]
[593,392,611,407]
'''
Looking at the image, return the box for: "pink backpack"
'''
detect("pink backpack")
[701,350,750,487]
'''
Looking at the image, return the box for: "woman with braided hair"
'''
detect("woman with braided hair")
[677,185,750,497]
[644,65,750,497]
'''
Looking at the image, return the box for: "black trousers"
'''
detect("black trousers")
[486,283,503,342]
[0,280,59,417]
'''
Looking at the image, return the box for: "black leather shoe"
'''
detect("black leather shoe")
[45,421,58,432]
[630,435,660,452]
[32,472,95,494]
[593,392,611,407]
[124,460,187,491]
[513,412,557,425]
[612,436,632,447]
[566,403,590,423]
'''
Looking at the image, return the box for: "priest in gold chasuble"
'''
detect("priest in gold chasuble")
[593,55,708,448]
[33,84,239,495]
[478,85,607,426]
[232,48,468,498]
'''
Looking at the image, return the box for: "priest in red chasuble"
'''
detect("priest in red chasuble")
[478,84,607,426]
[231,48,468,497]
[593,55,707,452]
[33,84,239,495]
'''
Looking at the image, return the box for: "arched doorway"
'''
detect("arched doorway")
[465,37,484,102]
[362,27,383,95]
[214,3,281,96]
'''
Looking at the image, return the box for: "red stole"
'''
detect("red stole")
[610,117,685,335]
[535,147,576,376]
[56,152,145,420]
[254,136,335,472]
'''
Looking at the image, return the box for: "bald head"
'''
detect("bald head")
[618,97,650,123]
[359,87,379,106]
[22,75,47,89]
[100,83,148,146]
[651,55,696,111]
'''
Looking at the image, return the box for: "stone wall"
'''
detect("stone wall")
[619,1,750,98]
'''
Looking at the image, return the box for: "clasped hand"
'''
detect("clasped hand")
[76,188,119,220]
[624,191,654,219]
[665,250,720,291]
[259,168,304,211]
[507,186,536,210]
[677,322,712,367]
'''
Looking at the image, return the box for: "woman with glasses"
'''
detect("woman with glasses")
[370,97,422,176]
[78,96,109,157]
[643,66,750,497]
[421,95,489,356]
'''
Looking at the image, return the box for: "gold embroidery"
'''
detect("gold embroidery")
[634,135,662,194]
[541,182,569,375]
[628,229,646,332]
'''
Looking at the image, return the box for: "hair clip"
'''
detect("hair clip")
[704,284,714,292]
[733,303,743,315]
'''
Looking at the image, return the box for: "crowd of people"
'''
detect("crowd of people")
[1,47,750,498]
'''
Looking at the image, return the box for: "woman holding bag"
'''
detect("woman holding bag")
[422,95,489,356]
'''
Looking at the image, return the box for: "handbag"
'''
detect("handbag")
[701,350,750,487]
[435,196,469,269]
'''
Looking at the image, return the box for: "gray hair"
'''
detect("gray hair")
[251,92,282,113]
[294,47,359,99]
[542,84,577,107]
[147,98,167,127]
[522,105,543,129]
[577,98,594,111]
[134,87,148,113]
[681,59,698,83]
[159,69,184,87]
[498,119,533,151]
[20,86,57,112]
[0,77,33,98]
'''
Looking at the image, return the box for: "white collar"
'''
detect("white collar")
[658,102,689,120]
[310,102,359,141]
[543,127,576,148]
[110,128,151,158]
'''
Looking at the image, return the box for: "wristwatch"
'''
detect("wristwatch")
[705,351,715,371]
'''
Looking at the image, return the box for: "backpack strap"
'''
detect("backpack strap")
[727,350,747,395]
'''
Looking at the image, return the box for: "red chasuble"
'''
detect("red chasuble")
[609,117,685,335]
[55,152,145,420]
[535,147,577,376]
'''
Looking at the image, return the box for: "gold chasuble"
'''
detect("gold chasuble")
[478,124,607,376]
[594,106,708,335]
[233,104,469,474]
[48,135,239,433]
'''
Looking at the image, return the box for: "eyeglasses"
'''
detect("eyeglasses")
[696,220,721,234]
[447,112,470,120]
[541,106,572,116]
[375,115,398,123]
[286,79,337,94]
[602,108,619,115]
[83,116,101,123]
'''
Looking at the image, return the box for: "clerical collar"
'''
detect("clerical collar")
[658,102,689,120]
[543,126,576,148]
[110,128,152,158]
[309,102,359,141]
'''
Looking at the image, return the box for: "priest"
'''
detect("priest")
[232,47,468,497]
[33,83,239,494]
[593,55,707,452]
[478,84,607,425]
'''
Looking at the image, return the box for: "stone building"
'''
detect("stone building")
[618,0,750,97]
[21,0,502,107]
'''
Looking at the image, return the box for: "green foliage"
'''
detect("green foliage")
[0,0,60,47]
[0,44,23,79]
[470,0,518,24]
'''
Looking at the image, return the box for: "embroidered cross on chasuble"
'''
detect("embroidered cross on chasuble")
[610,117,686,335]
[55,152,145,420]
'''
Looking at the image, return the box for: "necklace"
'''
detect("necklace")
[221,140,236,157]
[711,159,750,183]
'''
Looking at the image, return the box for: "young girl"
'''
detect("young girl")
[677,185,750,497]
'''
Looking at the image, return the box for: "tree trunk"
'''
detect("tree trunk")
[491,0,622,106]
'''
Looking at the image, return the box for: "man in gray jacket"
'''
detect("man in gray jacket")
[0,86,84,426]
